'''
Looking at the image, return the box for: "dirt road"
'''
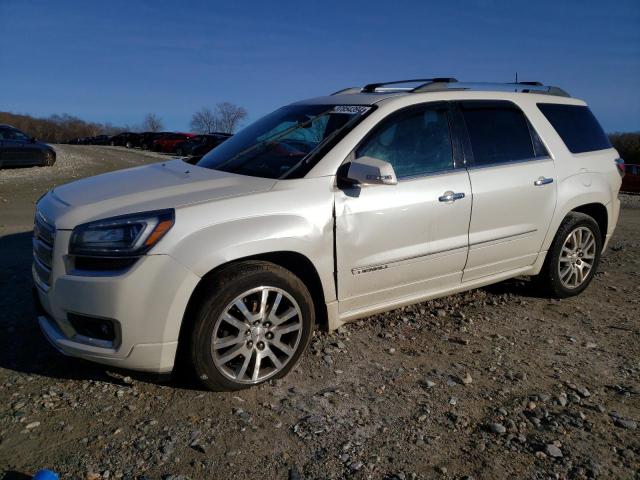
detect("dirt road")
[1,145,638,479]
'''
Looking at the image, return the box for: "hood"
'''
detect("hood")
[41,160,276,229]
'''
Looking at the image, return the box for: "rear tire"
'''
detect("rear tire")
[535,212,602,298]
[189,261,315,391]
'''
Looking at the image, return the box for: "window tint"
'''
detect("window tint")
[356,105,453,178]
[461,102,535,166]
[538,104,611,154]
[12,130,29,141]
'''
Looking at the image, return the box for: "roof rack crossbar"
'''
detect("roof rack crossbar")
[361,78,457,93]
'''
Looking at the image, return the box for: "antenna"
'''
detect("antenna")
[515,72,518,83]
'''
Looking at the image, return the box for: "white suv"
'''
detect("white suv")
[33,78,623,390]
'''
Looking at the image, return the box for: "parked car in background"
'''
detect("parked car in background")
[152,132,195,153]
[110,132,141,148]
[92,135,112,145]
[33,78,622,391]
[175,133,232,156]
[140,131,170,150]
[621,164,639,193]
[0,124,56,168]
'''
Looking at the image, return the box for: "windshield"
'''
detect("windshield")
[196,104,370,179]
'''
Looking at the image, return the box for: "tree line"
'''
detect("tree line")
[609,132,640,165]
[0,102,247,143]
[2,105,638,163]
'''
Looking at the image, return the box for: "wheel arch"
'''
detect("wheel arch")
[570,203,607,245]
[175,251,329,373]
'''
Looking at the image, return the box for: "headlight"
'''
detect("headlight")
[69,209,174,257]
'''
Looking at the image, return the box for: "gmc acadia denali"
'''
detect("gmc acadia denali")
[33,78,623,390]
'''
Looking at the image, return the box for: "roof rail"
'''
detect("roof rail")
[330,87,362,95]
[412,81,570,97]
[331,79,571,97]
[361,78,458,93]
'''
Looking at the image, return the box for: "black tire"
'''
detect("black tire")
[37,151,55,167]
[176,147,183,156]
[535,212,602,298]
[189,261,315,391]
[45,151,56,166]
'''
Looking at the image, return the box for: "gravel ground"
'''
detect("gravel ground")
[0,146,638,479]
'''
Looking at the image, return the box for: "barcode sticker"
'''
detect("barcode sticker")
[332,105,370,115]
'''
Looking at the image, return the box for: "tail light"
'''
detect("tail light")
[615,158,625,178]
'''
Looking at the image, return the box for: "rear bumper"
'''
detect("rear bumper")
[603,197,621,251]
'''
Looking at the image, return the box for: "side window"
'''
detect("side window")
[537,103,611,154]
[356,105,454,178]
[13,130,29,141]
[3,129,28,141]
[461,102,537,166]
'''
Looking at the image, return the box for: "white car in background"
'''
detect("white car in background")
[33,78,623,390]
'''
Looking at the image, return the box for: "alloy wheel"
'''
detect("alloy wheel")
[211,286,303,384]
[558,226,596,289]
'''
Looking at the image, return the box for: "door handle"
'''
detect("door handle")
[439,191,465,203]
[534,176,554,186]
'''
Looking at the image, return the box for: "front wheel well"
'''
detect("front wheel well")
[175,252,328,373]
[571,203,608,244]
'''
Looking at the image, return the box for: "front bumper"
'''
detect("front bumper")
[34,240,200,373]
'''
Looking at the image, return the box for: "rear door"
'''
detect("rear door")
[455,100,557,281]
[335,102,472,314]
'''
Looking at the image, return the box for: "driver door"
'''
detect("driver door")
[335,103,472,315]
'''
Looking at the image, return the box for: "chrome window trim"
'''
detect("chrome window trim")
[464,155,552,171]
[396,165,460,182]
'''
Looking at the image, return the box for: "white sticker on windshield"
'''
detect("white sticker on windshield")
[332,105,371,115]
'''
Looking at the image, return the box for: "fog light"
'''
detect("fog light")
[67,313,119,346]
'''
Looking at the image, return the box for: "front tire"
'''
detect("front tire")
[45,151,56,166]
[189,261,315,391]
[535,212,602,298]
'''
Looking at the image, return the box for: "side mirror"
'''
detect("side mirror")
[344,156,398,186]
[30,137,37,143]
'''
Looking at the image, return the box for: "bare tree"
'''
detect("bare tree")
[214,102,247,134]
[142,113,164,132]
[190,108,218,134]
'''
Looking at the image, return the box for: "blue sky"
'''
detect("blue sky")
[1,0,639,132]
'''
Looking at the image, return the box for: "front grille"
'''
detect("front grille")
[33,212,56,290]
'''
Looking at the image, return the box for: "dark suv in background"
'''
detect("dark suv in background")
[0,124,56,168]
[175,133,232,156]
[110,132,141,148]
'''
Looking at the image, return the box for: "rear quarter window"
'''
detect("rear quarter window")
[537,104,611,154]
